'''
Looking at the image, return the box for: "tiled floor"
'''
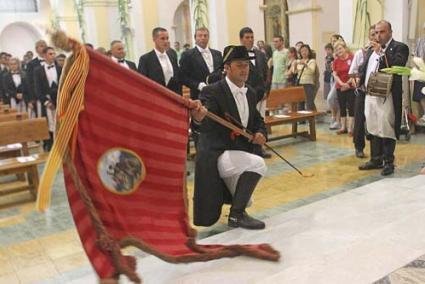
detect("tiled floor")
[1,116,424,284]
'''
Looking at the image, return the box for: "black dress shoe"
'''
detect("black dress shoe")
[359,160,384,170]
[381,164,394,176]
[228,212,265,230]
[355,149,365,158]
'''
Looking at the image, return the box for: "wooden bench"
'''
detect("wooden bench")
[0,118,49,200]
[0,103,13,112]
[265,86,323,141]
[0,113,35,159]
[0,111,28,123]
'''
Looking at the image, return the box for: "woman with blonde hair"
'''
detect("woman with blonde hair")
[332,40,355,135]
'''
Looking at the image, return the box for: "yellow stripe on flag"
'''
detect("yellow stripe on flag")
[36,43,90,211]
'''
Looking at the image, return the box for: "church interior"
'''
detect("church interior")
[1,0,425,283]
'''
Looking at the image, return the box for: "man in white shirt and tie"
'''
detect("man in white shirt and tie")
[138,27,182,95]
[110,40,137,71]
[193,45,267,230]
[180,27,223,148]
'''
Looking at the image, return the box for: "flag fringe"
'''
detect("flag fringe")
[36,31,89,211]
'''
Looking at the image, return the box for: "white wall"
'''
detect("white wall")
[0,0,50,56]
[287,0,314,47]
[338,0,353,44]
[130,0,146,58]
[209,0,228,50]
[246,0,265,43]
[384,0,409,42]
[158,0,183,45]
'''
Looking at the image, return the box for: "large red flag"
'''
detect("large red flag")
[37,34,279,283]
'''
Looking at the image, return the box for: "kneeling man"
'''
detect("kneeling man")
[193,45,267,230]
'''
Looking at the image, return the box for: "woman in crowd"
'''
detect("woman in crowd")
[326,34,346,130]
[294,44,317,110]
[323,43,334,101]
[286,47,298,87]
[332,40,355,136]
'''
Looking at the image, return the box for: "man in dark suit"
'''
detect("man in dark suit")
[239,27,268,103]
[239,27,270,158]
[193,45,267,230]
[180,27,222,100]
[26,40,47,118]
[2,57,29,112]
[138,27,182,95]
[180,27,223,148]
[110,40,137,71]
[358,20,409,176]
[0,52,10,104]
[33,46,62,151]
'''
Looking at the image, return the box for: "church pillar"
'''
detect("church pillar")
[81,0,120,49]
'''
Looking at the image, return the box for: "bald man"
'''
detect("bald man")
[358,20,409,176]
[110,40,137,71]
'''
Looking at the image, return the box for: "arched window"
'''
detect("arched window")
[0,0,38,12]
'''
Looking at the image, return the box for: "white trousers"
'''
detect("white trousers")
[218,150,267,206]
[29,100,42,119]
[10,98,26,113]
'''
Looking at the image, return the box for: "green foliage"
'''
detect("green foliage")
[73,0,87,43]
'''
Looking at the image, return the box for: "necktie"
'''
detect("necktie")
[235,87,248,128]
[201,50,213,73]
[160,54,173,85]
[118,59,125,63]
[47,64,54,69]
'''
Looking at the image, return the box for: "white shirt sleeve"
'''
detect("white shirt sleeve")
[348,49,364,75]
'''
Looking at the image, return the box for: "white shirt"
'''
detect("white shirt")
[365,38,393,86]
[247,48,256,66]
[12,73,21,87]
[225,76,249,128]
[37,56,46,66]
[154,48,174,85]
[364,38,396,140]
[44,63,58,87]
[196,45,214,73]
[111,56,129,69]
[348,48,366,75]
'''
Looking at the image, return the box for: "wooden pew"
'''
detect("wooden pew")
[0,118,49,200]
[0,112,32,159]
[265,86,323,141]
[0,106,16,114]
[0,112,28,123]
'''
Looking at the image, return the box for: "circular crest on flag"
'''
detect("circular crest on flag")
[97,148,145,195]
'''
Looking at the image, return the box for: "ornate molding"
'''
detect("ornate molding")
[81,0,117,7]
[57,16,79,22]
[285,6,322,15]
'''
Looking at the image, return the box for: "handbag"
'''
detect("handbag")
[295,60,307,86]
[366,53,393,97]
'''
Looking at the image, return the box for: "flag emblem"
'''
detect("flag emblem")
[97,148,145,195]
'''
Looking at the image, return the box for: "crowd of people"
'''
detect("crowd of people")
[1,20,425,230]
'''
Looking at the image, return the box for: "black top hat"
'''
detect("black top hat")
[222,45,256,65]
